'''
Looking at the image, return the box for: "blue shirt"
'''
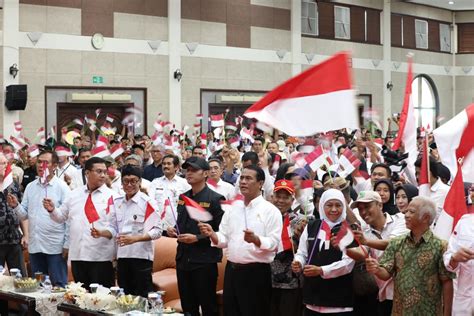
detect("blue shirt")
[143,163,163,182]
[15,177,70,255]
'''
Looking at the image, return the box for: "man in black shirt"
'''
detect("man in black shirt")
[143,145,164,181]
[167,157,224,316]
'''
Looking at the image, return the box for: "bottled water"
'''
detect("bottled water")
[43,276,52,294]
[156,293,163,315]
[15,271,22,279]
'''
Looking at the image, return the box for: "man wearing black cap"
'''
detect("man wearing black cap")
[166,156,225,316]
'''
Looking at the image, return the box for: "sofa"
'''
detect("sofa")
[152,237,227,313]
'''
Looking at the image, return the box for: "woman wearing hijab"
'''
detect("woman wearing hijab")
[292,189,355,315]
[394,184,419,214]
[373,179,399,215]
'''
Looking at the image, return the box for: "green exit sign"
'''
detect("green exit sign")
[92,76,104,84]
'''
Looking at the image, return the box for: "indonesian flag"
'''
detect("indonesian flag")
[200,133,207,155]
[56,146,73,157]
[337,148,362,178]
[334,221,355,252]
[181,195,213,222]
[2,163,13,191]
[36,127,46,145]
[271,154,281,175]
[256,121,273,134]
[220,194,244,213]
[418,135,431,197]
[161,199,170,220]
[28,145,40,158]
[392,55,418,179]
[105,196,114,215]
[110,144,125,159]
[10,136,25,151]
[244,52,358,136]
[240,127,255,143]
[210,114,225,128]
[96,135,109,148]
[316,220,332,250]
[40,161,50,184]
[196,114,203,121]
[84,193,100,224]
[207,178,218,189]
[278,215,293,252]
[433,104,474,240]
[13,121,22,134]
[305,146,329,172]
[105,114,114,123]
[228,136,240,149]
[91,146,110,158]
[225,121,237,131]
[144,201,160,232]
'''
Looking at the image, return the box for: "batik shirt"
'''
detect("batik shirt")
[379,229,455,316]
[0,182,22,245]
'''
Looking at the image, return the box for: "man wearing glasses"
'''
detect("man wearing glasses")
[44,157,117,288]
[91,165,162,297]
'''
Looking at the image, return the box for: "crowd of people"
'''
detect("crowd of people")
[0,120,473,316]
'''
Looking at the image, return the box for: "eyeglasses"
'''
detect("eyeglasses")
[122,179,140,186]
[91,169,107,175]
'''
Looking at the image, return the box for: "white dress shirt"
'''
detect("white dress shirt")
[15,177,71,254]
[50,184,117,262]
[209,179,235,200]
[149,175,190,228]
[107,191,162,261]
[443,214,474,315]
[430,178,450,225]
[69,168,86,190]
[234,168,275,201]
[294,223,355,314]
[212,195,282,264]
[362,213,408,301]
[56,161,78,184]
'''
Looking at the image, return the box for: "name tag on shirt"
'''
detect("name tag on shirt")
[199,202,210,208]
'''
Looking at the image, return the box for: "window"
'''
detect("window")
[440,23,451,52]
[412,75,438,129]
[415,19,428,49]
[302,0,318,36]
[335,6,350,39]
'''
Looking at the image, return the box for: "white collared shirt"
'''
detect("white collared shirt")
[149,174,191,228]
[362,213,408,301]
[430,178,450,224]
[212,195,282,264]
[56,161,77,184]
[443,214,474,315]
[209,179,235,200]
[107,191,162,261]
[50,184,117,262]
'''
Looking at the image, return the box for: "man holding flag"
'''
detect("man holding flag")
[8,150,70,287]
[166,156,224,316]
[44,157,117,288]
[91,165,162,297]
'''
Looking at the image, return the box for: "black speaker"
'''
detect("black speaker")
[5,84,27,111]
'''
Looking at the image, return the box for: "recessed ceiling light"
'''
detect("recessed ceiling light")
[448,1,454,4]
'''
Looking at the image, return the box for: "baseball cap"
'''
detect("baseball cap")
[273,180,295,195]
[323,177,350,191]
[350,191,382,209]
[182,156,210,170]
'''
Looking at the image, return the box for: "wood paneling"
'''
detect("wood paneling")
[428,20,440,51]
[366,9,380,44]
[458,23,474,53]
[350,6,365,42]
[318,2,334,38]
[403,16,416,48]
[391,14,402,47]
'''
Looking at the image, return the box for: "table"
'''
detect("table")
[0,288,66,315]
[0,289,36,315]
[57,302,183,315]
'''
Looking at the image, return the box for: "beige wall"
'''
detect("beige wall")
[19,4,82,35]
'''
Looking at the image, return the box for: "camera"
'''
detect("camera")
[381,145,408,170]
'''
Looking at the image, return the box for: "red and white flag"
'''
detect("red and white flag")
[278,215,293,252]
[316,220,332,250]
[225,121,238,131]
[13,121,22,134]
[210,114,225,128]
[73,118,84,126]
[305,146,329,172]
[28,145,40,158]
[96,135,109,148]
[228,136,240,149]
[56,146,73,157]
[91,146,110,158]
[244,52,358,136]
[181,195,213,222]
[10,136,25,151]
[334,221,355,252]
[2,163,13,191]
[144,201,160,232]
[207,178,218,189]
[84,193,100,224]
[36,127,46,145]
[418,135,431,197]
[105,196,114,215]
[337,148,362,178]
[220,194,244,213]
[161,199,171,220]
[195,114,203,121]
[110,144,125,159]
[40,161,50,184]
[433,104,474,240]
[240,127,255,143]
[105,114,114,123]
[271,154,281,175]
[392,55,418,181]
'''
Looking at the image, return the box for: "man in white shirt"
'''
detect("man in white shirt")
[199,165,282,316]
[208,158,235,200]
[69,148,91,190]
[149,154,190,229]
[55,146,77,188]
[44,157,117,288]
[92,165,162,297]
[443,212,474,316]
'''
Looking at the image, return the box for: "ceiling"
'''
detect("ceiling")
[404,0,474,11]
